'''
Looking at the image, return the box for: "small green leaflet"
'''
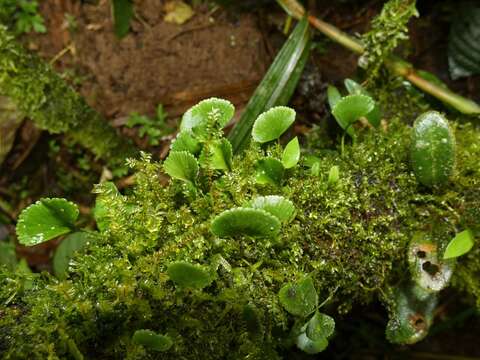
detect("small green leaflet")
[167,261,213,289]
[112,0,133,38]
[331,94,375,137]
[53,231,95,280]
[306,311,335,341]
[282,137,300,169]
[343,78,381,127]
[211,208,281,238]
[328,165,339,186]
[170,131,201,154]
[255,157,285,186]
[132,330,173,352]
[181,98,234,135]
[163,151,199,183]
[252,107,296,143]
[16,198,79,246]
[278,276,318,317]
[210,139,233,171]
[443,229,475,259]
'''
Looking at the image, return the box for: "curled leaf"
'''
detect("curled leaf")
[282,137,300,169]
[170,131,201,154]
[411,111,455,187]
[167,261,213,289]
[252,107,296,143]
[327,85,342,110]
[331,94,375,137]
[250,195,295,223]
[306,311,335,341]
[279,276,318,317]
[163,151,199,183]
[16,198,79,246]
[132,330,173,352]
[210,138,233,171]
[53,231,94,280]
[343,78,381,127]
[211,208,281,238]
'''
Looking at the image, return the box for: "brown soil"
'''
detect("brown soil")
[35,0,270,120]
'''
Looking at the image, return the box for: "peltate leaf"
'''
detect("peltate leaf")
[331,94,375,137]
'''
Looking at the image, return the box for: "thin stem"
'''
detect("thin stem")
[277,0,480,115]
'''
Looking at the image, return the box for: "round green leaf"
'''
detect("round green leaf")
[167,261,213,289]
[250,195,295,223]
[16,198,79,246]
[331,94,375,137]
[279,276,318,317]
[443,229,475,259]
[53,231,94,280]
[344,79,381,127]
[132,330,173,352]
[255,157,285,186]
[252,106,296,143]
[211,208,281,238]
[296,332,328,354]
[170,131,201,154]
[306,311,335,341]
[163,151,199,183]
[181,98,234,134]
[411,111,456,187]
[327,85,342,110]
[282,137,300,169]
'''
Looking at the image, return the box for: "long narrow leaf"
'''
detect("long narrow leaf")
[228,17,310,153]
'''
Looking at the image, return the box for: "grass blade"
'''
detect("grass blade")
[228,17,311,153]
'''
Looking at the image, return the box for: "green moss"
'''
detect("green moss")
[1,116,479,358]
[0,25,136,167]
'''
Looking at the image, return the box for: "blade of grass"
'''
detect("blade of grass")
[228,17,311,153]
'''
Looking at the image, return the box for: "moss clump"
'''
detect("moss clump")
[0,113,479,358]
[0,25,136,167]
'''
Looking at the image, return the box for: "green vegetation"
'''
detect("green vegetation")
[1,94,479,358]
[0,0,46,34]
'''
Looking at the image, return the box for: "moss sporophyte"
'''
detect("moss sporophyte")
[3,97,480,358]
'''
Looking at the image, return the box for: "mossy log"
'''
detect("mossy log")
[0,25,137,167]
[0,118,479,359]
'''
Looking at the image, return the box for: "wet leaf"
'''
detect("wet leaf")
[331,94,375,137]
[228,17,310,153]
[163,151,199,183]
[16,198,79,246]
[296,332,328,354]
[252,106,296,143]
[132,330,173,352]
[306,311,335,341]
[279,276,318,317]
[410,111,455,187]
[443,229,475,259]
[112,0,133,38]
[53,231,94,280]
[282,137,300,169]
[250,195,295,223]
[211,208,281,238]
[167,261,213,289]
[327,85,342,110]
[181,98,234,136]
[255,157,285,186]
